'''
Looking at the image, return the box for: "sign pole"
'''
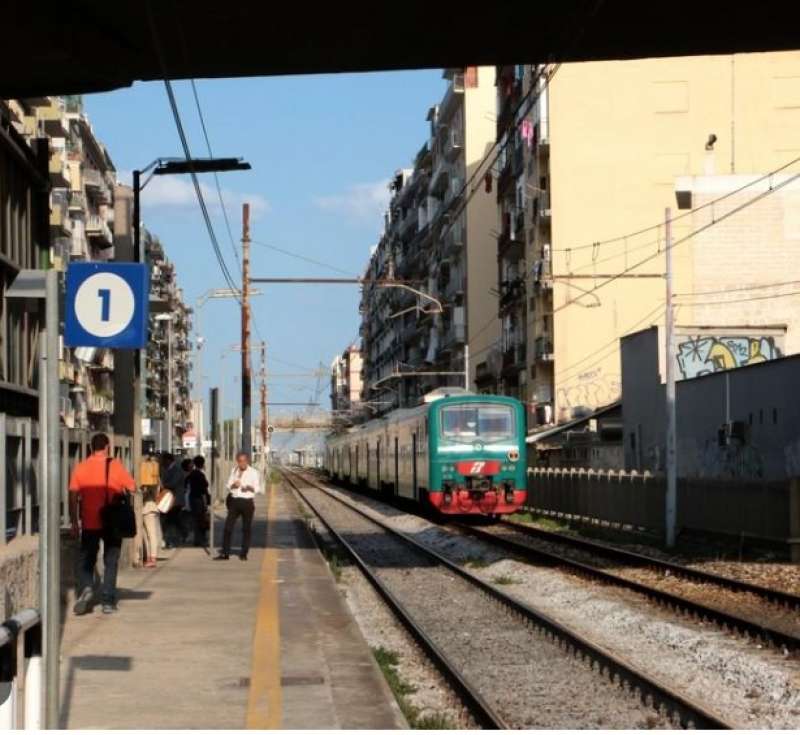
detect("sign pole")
[41,269,61,728]
[665,208,677,548]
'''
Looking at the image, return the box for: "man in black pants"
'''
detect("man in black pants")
[214,452,261,561]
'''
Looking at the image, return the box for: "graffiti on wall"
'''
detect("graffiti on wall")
[675,335,782,380]
[556,366,621,421]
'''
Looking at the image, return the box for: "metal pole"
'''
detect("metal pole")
[241,203,252,456]
[167,319,173,454]
[464,343,470,391]
[209,387,219,555]
[42,269,60,728]
[132,168,142,487]
[664,208,677,548]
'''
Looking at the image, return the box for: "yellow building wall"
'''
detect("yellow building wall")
[464,66,501,389]
[548,51,800,423]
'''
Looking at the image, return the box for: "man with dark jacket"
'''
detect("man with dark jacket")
[186,456,211,546]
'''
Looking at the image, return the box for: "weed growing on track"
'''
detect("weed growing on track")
[492,574,518,585]
[324,549,346,582]
[372,646,454,729]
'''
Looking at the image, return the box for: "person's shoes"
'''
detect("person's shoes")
[213,553,229,561]
[239,553,248,561]
[73,587,94,616]
[144,558,156,568]
[102,603,115,615]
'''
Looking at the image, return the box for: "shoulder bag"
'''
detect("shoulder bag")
[101,458,137,539]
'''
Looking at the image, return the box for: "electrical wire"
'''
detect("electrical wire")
[550,153,800,254]
[552,165,800,315]
[674,279,800,298]
[250,239,357,277]
[189,78,242,276]
[677,290,800,307]
[145,3,241,305]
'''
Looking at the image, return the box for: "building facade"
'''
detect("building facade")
[491,51,800,432]
[330,344,362,415]
[142,232,193,452]
[360,67,498,414]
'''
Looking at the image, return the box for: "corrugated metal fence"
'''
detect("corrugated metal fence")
[527,467,799,544]
[1,415,133,545]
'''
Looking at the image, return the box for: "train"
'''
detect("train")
[325,388,527,516]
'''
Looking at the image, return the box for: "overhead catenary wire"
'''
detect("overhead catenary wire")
[250,239,357,277]
[553,164,800,315]
[145,3,241,304]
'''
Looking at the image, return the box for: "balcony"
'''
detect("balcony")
[443,127,462,161]
[498,277,525,313]
[50,192,71,233]
[535,118,550,156]
[497,211,525,261]
[534,336,554,362]
[438,71,465,122]
[430,158,452,198]
[87,394,114,414]
[496,79,522,139]
[532,256,553,290]
[68,190,86,212]
[442,222,464,256]
[86,214,113,249]
[83,167,112,203]
[502,342,526,375]
[531,191,551,226]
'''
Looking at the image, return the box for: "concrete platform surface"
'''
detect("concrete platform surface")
[58,484,406,729]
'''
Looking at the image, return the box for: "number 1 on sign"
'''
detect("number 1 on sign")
[98,288,111,322]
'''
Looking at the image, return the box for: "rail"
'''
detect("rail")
[453,521,800,653]
[281,469,506,730]
[285,468,733,729]
[0,608,42,729]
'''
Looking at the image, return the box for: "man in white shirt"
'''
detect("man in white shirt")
[214,452,262,561]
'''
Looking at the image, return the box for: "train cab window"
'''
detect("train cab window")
[440,403,515,443]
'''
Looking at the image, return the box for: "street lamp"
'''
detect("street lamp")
[155,313,174,452]
[128,157,250,478]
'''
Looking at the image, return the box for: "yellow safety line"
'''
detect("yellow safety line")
[246,483,282,728]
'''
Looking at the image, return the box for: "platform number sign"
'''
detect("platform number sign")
[65,263,150,348]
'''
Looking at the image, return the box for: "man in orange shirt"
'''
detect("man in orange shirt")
[69,433,136,615]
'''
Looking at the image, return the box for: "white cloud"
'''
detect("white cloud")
[117,170,269,218]
[313,179,391,224]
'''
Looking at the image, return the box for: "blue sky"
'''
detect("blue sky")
[84,70,445,422]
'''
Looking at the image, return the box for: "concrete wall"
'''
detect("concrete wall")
[548,51,800,424]
[622,326,800,480]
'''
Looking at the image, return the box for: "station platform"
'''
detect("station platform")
[58,483,406,729]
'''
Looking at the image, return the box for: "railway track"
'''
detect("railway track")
[282,468,733,730]
[451,519,800,653]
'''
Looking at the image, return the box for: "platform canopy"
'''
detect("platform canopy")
[2,1,799,98]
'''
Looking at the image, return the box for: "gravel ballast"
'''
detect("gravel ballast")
[313,479,800,729]
[295,483,679,729]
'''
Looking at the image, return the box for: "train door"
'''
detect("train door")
[393,436,399,496]
[376,438,381,489]
[412,432,418,500]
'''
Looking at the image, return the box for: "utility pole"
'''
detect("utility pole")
[259,341,268,459]
[241,203,252,456]
[664,207,677,548]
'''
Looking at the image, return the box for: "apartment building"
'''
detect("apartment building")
[491,52,800,430]
[360,67,497,413]
[143,232,193,452]
[5,96,120,430]
[330,344,363,415]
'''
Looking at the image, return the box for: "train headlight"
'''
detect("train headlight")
[507,449,520,462]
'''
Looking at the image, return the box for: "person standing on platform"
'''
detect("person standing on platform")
[69,433,136,615]
[140,451,162,567]
[160,453,188,548]
[186,456,211,547]
[214,452,262,561]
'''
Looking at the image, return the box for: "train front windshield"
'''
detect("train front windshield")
[440,403,516,443]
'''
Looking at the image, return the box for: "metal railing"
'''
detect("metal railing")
[0,609,42,729]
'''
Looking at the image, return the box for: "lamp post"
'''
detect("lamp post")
[155,314,174,452]
[131,157,250,470]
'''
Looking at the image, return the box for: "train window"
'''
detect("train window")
[440,403,515,442]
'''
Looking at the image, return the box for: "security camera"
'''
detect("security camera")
[705,134,717,151]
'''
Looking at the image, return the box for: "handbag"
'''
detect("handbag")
[100,458,137,539]
[156,489,175,514]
